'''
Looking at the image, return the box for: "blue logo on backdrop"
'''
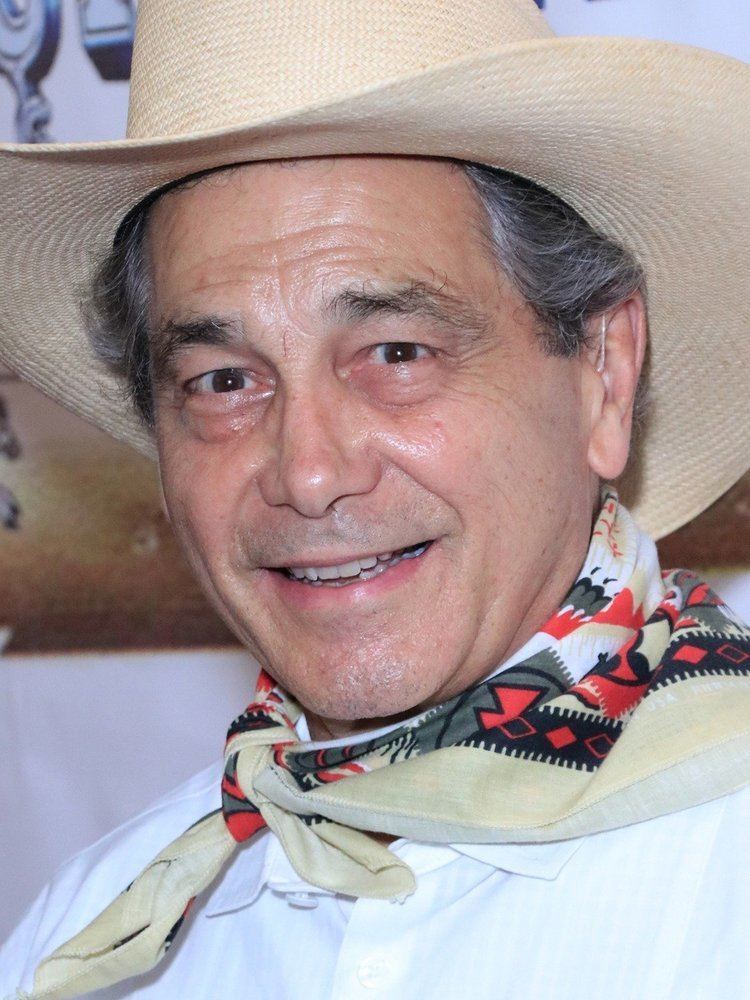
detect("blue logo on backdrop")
[78,0,135,81]
[0,0,60,142]
[0,0,134,142]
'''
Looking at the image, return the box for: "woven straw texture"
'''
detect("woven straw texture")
[0,0,748,539]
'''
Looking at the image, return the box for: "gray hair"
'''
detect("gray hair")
[85,161,648,429]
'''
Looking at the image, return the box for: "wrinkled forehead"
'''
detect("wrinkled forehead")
[144,155,499,314]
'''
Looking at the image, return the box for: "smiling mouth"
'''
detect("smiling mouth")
[274,540,434,587]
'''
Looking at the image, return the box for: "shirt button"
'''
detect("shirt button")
[357,956,391,989]
[285,891,319,909]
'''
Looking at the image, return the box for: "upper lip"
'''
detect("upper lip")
[264,540,433,570]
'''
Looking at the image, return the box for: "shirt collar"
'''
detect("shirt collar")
[449,837,585,880]
[206,829,355,917]
[205,829,585,917]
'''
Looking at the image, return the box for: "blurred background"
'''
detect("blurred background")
[1,0,748,940]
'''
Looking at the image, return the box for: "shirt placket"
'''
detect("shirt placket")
[327,843,463,1000]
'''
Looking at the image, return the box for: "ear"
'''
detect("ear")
[584,293,648,481]
[157,475,172,523]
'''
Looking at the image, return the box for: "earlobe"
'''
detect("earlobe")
[585,294,648,482]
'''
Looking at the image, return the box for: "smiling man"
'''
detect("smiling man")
[146,157,637,736]
[2,1,750,999]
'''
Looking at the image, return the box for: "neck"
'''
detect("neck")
[304,705,423,743]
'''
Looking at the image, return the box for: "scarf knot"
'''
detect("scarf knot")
[222,672,298,843]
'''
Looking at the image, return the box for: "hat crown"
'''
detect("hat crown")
[126,0,553,139]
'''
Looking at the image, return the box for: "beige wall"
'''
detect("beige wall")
[0,377,236,652]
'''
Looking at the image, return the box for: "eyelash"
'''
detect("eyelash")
[186,369,261,396]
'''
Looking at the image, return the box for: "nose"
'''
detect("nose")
[256,385,381,517]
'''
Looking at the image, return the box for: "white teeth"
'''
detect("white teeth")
[286,543,429,583]
[338,560,364,578]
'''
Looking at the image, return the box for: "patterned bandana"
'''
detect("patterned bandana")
[28,490,750,1000]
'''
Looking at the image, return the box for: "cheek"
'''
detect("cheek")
[368,406,480,511]
[493,367,588,476]
[375,375,587,535]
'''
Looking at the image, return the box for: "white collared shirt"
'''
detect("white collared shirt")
[3,758,750,1000]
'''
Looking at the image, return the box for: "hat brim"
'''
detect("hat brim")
[1,34,748,539]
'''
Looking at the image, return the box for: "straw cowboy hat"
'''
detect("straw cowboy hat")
[0,0,748,540]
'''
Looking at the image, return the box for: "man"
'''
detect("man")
[1,1,749,998]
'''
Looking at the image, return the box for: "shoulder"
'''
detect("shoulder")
[574,782,750,910]
[0,760,224,998]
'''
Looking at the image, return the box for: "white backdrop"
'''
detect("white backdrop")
[2,0,750,944]
[542,0,749,59]
[1,650,259,943]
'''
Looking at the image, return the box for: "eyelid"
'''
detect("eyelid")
[185,367,271,395]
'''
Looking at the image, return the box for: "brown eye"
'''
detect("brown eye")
[212,370,246,392]
[373,343,429,364]
[189,368,253,394]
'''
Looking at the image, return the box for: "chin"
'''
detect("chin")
[282,657,443,730]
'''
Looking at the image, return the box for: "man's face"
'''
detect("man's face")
[148,157,602,731]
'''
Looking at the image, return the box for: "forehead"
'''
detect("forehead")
[146,156,496,307]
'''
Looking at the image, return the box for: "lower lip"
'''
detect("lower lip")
[262,544,435,610]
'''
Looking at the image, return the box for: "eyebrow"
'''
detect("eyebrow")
[150,279,491,388]
[326,279,490,341]
[150,315,243,389]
